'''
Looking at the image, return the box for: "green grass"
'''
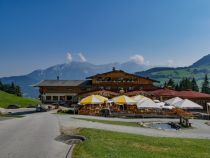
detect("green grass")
[74,118,140,127]
[73,128,210,158]
[0,90,41,108]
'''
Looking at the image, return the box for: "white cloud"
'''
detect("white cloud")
[78,53,87,62]
[129,54,145,65]
[167,59,174,67]
[66,52,73,63]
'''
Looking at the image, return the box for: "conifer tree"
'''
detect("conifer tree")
[0,81,3,90]
[175,83,180,91]
[191,78,199,92]
[178,78,192,90]
[0,81,22,96]
[164,81,167,88]
[9,82,16,94]
[201,74,210,94]
[167,78,175,88]
[15,85,22,97]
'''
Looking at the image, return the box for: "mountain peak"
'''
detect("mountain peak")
[191,54,210,67]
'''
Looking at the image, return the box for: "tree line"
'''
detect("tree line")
[0,81,22,97]
[164,74,210,94]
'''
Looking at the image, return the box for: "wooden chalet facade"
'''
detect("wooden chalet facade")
[87,68,157,92]
[35,68,158,103]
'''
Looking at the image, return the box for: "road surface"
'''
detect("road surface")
[0,112,69,158]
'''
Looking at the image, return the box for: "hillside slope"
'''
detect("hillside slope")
[0,91,41,108]
[136,54,210,87]
[191,54,210,67]
[136,66,210,87]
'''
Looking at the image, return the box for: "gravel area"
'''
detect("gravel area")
[57,114,210,139]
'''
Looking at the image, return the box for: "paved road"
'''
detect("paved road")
[59,114,210,139]
[0,112,69,158]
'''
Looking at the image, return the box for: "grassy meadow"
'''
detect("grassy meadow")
[0,90,40,108]
[73,128,210,158]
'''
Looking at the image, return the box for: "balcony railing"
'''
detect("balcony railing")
[95,80,138,83]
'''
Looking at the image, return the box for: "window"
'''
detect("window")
[53,96,58,101]
[139,86,143,90]
[67,96,72,101]
[129,87,134,90]
[97,77,102,81]
[60,96,65,101]
[46,96,51,100]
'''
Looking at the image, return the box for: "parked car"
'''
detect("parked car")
[36,105,47,112]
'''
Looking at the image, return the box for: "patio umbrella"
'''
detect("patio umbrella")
[95,95,109,101]
[112,95,136,105]
[162,105,175,110]
[131,95,145,101]
[137,98,161,109]
[155,102,175,109]
[156,102,165,108]
[79,95,108,105]
[107,99,114,103]
[173,99,203,110]
[165,97,183,106]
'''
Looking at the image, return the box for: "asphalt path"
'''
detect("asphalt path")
[0,112,69,158]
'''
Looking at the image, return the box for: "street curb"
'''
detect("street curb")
[67,144,75,158]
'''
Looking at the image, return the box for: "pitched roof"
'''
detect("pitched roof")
[150,88,210,99]
[86,69,159,82]
[34,80,91,87]
[150,88,178,97]
[177,90,210,99]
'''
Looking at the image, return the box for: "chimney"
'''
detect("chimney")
[57,76,59,80]
[112,67,116,71]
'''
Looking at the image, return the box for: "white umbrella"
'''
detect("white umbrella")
[165,97,183,106]
[153,99,161,103]
[137,98,161,109]
[131,95,145,101]
[107,99,113,103]
[173,99,203,110]
[162,105,175,110]
[156,102,175,110]
[156,102,165,108]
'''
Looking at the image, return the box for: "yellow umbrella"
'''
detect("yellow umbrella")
[95,95,108,101]
[112,95,136,105]
[79,95,108,105]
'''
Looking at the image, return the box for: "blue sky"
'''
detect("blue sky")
[1,0,210,77]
